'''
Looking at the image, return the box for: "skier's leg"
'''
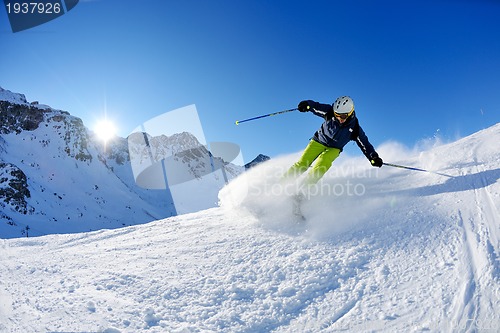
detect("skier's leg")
[283,140,326,179]
[305,147,341,185]
[284,142,336,220]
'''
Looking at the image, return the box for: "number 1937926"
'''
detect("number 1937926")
[6,2,61,14]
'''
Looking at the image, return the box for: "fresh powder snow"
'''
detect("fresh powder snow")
[0,124,499,332]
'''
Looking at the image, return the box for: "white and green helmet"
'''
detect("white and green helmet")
[333,96,355,115]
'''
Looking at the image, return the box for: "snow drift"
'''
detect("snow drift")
[0,124,499,332]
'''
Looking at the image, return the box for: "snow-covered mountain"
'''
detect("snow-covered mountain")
[0,87,244,238]
[0,121,498,332]
[245,153,271,169]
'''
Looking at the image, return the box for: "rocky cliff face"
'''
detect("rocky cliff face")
[0,98,92,162]
[0,162,31,214]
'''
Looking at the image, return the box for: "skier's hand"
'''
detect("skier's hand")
[371,156,383,168]
[298,100,310,112]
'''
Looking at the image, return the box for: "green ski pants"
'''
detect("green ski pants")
[284,140,341,185]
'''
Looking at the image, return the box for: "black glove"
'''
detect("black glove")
[298,100,310,112]
[371,155,383,168]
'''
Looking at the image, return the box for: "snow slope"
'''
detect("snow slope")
[0,124,499,332]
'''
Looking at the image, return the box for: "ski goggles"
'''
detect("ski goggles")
[334,109,354,120]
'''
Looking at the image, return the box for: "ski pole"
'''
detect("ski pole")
[235,108,298,125]
[383,162,453,177]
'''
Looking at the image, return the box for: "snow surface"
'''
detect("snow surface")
[0,124,499,332]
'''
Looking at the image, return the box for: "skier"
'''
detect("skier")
[284,96,383,187]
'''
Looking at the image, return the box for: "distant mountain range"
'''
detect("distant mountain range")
[0,87,269,238]
[245,154,271,169]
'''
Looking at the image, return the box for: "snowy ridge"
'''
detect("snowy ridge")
[0,123,498,332]
[0,87,50,110]
[0,87,28,106]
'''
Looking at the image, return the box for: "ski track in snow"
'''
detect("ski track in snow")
[449,161,500,332]
[0,124,499,332]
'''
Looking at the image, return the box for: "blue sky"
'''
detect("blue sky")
[1,0,499,164]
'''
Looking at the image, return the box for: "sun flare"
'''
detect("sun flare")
[94,119,117,142]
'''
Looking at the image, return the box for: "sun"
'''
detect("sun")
[94,119,117,143]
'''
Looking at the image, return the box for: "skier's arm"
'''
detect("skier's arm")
[300,100,333,119]
[352,124,382,165]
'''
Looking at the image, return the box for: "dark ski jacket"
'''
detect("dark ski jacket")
[305,100,379,161]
